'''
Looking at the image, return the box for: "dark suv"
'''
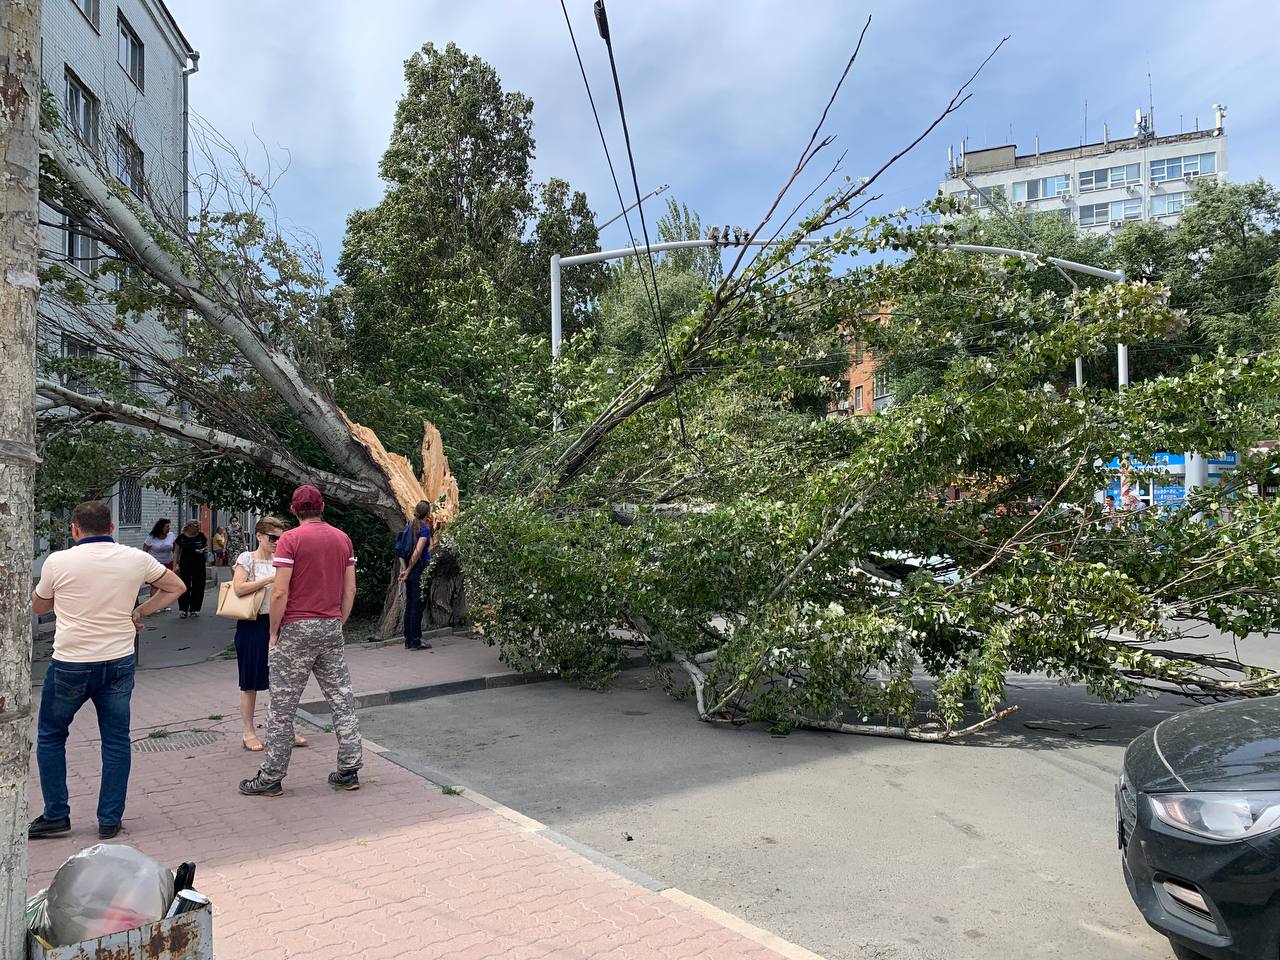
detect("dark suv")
[1118,697,1280,959]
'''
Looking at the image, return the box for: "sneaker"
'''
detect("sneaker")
[239,773,283,797]
[190,611,199,618]
[179,612,189,619]
[327,770,360,791]
[98,823,121,840]
[28,815,70,839]
[405,642,431,650]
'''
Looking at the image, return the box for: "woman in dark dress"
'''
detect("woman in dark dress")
[231,516,305,751]
[174,520,208,618]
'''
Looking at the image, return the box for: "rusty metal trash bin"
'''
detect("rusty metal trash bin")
[28,897,213,960]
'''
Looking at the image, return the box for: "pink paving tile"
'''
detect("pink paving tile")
[25,650,801,960]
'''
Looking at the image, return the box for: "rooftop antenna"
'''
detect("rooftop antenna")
[1147,60,1155,134]
[1083,99,1088,146]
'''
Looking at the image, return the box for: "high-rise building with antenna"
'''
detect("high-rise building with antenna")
[939,104,1228,232]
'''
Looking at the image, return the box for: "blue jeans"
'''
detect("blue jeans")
[403,568,425,646]
[37,654,135,826]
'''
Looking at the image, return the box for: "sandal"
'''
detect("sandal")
[242,735,264,752]
[293,735,308,748]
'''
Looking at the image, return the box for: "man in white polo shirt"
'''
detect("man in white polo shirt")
[29,500,185,840]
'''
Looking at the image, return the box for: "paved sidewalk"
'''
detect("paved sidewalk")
[26,641,803,959]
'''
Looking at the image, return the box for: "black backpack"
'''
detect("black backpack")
[393,522,416,560]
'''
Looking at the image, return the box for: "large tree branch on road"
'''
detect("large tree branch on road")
[801,705,1021,741]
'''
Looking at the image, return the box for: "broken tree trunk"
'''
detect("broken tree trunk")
[343,416,464,639]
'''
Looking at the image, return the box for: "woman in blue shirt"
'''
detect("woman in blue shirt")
[398,501,433,650]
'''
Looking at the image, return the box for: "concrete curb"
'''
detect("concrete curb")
[368,744,827,960]
[297,653,650,715]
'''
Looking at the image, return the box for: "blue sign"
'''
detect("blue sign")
[1153,485,1185,506]
[1105,453,1185,472]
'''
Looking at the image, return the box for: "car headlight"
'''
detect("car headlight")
[1149,792,1280,841]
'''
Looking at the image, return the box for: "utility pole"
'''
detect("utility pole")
[0,1,41,955]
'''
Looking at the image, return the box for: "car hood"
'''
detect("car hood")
[1127,697,1280,793]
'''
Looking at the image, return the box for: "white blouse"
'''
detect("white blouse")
[235,551,274,615]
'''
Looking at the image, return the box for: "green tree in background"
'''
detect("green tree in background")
[337,42,604,348]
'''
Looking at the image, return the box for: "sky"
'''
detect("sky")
[167,0,1280,281]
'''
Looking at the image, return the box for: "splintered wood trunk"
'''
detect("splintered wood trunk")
[350,418,465,639]
[0,2,42,956]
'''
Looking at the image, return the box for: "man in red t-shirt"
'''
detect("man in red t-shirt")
[240,485,363,796]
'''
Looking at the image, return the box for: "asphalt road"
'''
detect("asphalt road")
[359,671,1201,960]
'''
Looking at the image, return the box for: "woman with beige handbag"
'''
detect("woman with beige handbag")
[226,517,307,752]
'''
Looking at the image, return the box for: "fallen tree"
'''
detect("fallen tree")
[35,102,459,632]
[453,22,1280,738]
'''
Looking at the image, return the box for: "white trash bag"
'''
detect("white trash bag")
[33,844,174,946]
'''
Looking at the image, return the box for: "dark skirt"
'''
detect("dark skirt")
[234,614,270,691]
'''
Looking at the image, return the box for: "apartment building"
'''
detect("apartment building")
[40,0,199,546]
[939,107,1228,232]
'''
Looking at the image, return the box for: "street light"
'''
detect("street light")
[944,243,1128,388]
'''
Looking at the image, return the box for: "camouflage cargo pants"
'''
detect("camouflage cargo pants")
[259,618,362,782]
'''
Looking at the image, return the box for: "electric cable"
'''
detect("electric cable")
[591,0,692,444]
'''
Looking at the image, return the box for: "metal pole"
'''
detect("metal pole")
[1115,268,1128,388]
[944,244,1125,283]
[1075,357,1084,389]
[595,183,669,233]
[550,254,562,360]
[550,254,562,431]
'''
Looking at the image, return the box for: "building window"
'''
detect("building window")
[118,13,145,90]
[872,369,891,400]
[1079,199,1142,227]
[73,0,100,29]
[1031,208,1072,224]
[1078,163,1141,193]
[63,217,98,272]
[852,341,865,365]
[64,68,98,147]
[854,384,864,412]
[115,129,144,195]
[117,476,143,527]
[1150,152,1216,184]
[1012,175,1070,202]
[61,334,97,392]
[969,185,1005,209]
[1151,192,1189,218]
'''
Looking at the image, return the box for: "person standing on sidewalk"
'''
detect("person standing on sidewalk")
[397,500,433,650]
[29,501,186,840]
[232,516,306,752]
[174,520,208,618]
[225,516,247,561]
[240,485,363,797]
[142,518,176,605]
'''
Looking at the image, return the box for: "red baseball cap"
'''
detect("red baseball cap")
[290,484,324,513]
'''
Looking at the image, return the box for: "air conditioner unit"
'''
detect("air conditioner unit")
[1183,173,1195,182]
[1013,200,1027,208]
[837,400,850,411]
